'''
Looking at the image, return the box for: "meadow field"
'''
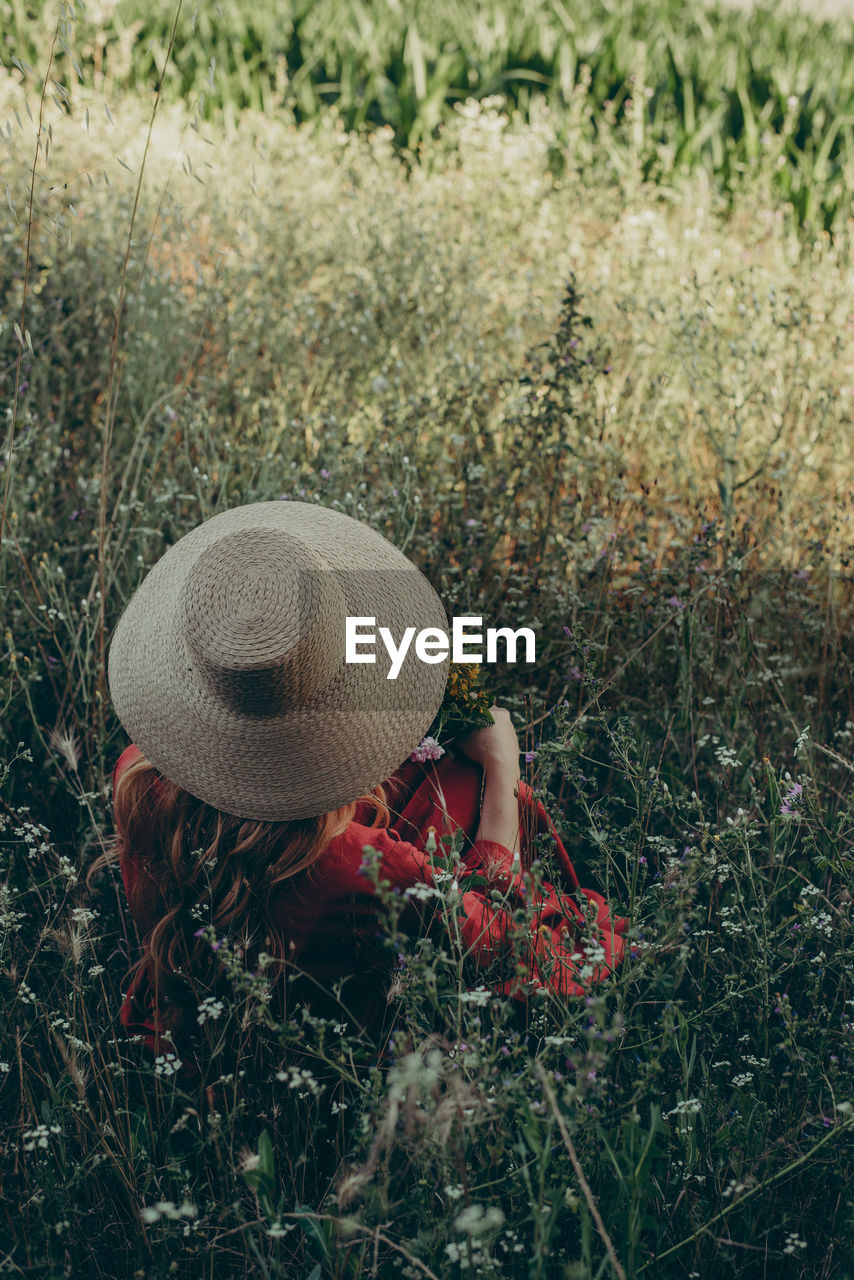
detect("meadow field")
[0,1,853,1276]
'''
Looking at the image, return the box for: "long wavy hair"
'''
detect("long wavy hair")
[87,755,392,1050]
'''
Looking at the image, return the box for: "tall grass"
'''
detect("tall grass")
[1,0,853,1276]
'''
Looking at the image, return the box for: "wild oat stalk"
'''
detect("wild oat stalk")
[94,0,185,731]
[0,9,67,555]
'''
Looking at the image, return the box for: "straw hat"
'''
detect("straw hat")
[108,500,450,820]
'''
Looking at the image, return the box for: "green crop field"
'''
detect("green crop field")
[0,2,852,1277]
[4,0,854,227]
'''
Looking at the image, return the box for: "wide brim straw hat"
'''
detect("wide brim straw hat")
[108,500,450,821]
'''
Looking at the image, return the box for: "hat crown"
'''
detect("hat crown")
[180,527,344,717]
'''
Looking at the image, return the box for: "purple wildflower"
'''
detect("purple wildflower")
[780,782,804,814]
[411,736,445,763]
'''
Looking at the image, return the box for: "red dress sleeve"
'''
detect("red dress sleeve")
[353,752,628,1002]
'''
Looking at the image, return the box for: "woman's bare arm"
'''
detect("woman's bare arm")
[458,705,522,852]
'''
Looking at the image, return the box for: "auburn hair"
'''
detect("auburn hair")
[87,755,392,1049]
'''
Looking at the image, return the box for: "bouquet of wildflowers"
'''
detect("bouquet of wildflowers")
[409,663,494,762]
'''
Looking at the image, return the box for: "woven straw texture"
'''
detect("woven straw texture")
[108,501,450,820]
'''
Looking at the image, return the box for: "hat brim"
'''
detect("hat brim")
[108,501,450,820]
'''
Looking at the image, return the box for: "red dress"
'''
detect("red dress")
[113,743,628,1065]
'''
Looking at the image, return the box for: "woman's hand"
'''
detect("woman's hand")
[458,705,521,780]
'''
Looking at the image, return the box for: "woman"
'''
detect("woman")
[92,500,627,1076]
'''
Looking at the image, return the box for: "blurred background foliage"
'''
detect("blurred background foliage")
[2,0,854,230]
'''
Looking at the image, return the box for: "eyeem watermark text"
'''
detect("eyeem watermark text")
[346,616,536,680]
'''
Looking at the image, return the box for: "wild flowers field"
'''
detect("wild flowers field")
[1,1,853,1276]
